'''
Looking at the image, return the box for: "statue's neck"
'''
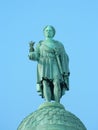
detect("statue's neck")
[45,38,53,42]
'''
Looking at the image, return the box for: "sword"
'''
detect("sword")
[54,48,69,90]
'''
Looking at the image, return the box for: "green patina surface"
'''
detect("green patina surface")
[28,25,70,103]
[17,26,87,130]
[17,102,87,130]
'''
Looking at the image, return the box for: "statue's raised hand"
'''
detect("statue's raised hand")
[29,41,35,52]
[28,41,35,60]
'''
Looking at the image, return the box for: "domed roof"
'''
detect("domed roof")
[17,102,86,130]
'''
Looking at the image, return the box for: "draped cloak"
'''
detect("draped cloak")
[31,40,70,99]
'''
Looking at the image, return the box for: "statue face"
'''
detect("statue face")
[44,26,55,38]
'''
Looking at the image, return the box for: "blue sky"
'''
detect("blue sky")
[0,0,98,130]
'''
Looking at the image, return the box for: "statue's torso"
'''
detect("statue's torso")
[37,40,62,80]
[39,40,61,58]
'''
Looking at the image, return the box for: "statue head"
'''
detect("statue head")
[43,25,56,38]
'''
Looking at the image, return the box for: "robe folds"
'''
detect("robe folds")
[30,40,70,99]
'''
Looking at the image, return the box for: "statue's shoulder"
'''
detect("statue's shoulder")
[36,40,43,48]
[54,40,64,48]
[39,40,43,44]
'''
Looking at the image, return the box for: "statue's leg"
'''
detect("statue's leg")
[53,78,61,103]
[43,80,51,102]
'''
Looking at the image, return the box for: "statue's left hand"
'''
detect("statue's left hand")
[54,48,59,55]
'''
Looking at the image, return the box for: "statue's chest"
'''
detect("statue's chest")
[40,41,56,51]
[39,42,56,56]
[45,41,56,49]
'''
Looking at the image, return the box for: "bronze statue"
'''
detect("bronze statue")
[18,26,87,130]
[28,25,70,102]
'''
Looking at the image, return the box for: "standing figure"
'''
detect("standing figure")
[28,25,70,103]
